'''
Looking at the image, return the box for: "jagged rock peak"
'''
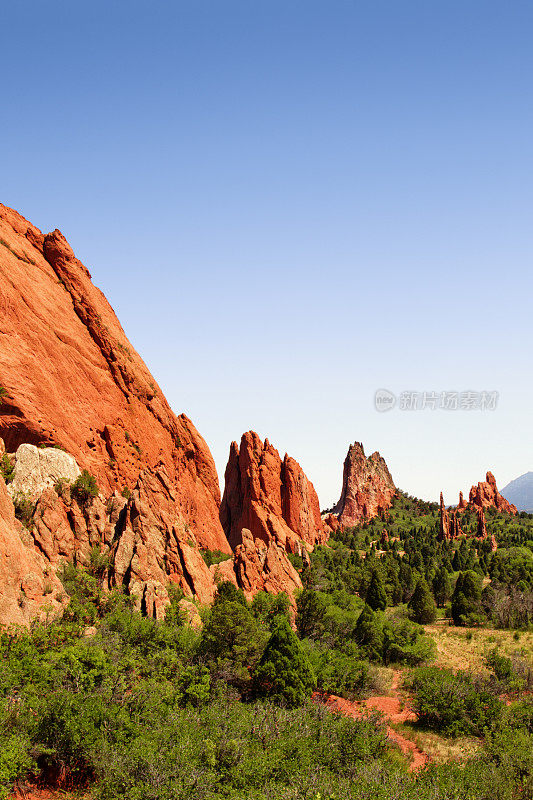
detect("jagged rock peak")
[468,471,517,515]
[439,492,463,541]
[220,431,327,554]
[332,441,396,526]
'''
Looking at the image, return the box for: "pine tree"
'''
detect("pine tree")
[432,567,452,607]
[295,588,326,640]
[354,603,383,661]
[366,570,387,611]
[399,560,414,602]
[408,577,437,624]
[253,617,315,707]
[451,570,483,626]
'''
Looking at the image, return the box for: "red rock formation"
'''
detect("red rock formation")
[333,442,396,527]
[112,465,218,615]
[220,432,326,554]
[233,528,302,603]
[0,205,319,623]
[2,453,221,622]
[469,472,517,515]
[476,507,487,539]
[439,492,463,541]
[457,491,467,510]
[0,204,229,554]
[0,469,65,626]
[323,513,340,535]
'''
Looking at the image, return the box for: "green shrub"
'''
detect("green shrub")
[200,548,232,567]
[0,732,34,800]
[200,599,265,684]
[71,470,99,503]
[0,454,14,484]
[353,604,383,661]
[12,492,34,528]
[307,644,370,699]
[250,591,290,629]
[366,570,388,611]
[88,546,110,579]
[382,618,436,665]
[296,587,327,640]
[411,666,503,736]
[54,476,71,496]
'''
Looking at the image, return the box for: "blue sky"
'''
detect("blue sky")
[2,1,532,505]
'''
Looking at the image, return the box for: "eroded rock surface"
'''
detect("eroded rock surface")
[0,472,64,626]
[438,492,463,540]
[0,204,227,552]
[332,442,396,526]
[468,472,517,515]
[220,432,326,554]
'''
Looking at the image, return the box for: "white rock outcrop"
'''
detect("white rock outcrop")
[7,443,81,499]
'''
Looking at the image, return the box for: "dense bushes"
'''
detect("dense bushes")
[0,561,533,799]
[411,666,503,736]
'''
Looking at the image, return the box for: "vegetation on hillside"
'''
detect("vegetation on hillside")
[0,491,532,798]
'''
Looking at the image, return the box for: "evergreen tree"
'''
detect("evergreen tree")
[366,570,387,611]
[451,570,483,626]
[408,577,437,624]
[452,549,462,572]
[214,580,247,607]
[199,600,265,681]
[398,560,415,602]
[295,588,326,640]
[354,603,383,661]
[253,617,315,707]
[432,567,452,607]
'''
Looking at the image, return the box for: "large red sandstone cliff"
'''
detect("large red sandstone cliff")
[0,205,316,625]
[0,204,228,553]
[332,442,396,527]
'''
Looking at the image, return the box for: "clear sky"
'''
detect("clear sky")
[2,1,532,506]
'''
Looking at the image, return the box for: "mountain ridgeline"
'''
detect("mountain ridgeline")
[501,472,533,513]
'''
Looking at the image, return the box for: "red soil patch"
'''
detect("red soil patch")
[11,786,91,799]
[315,671,428,772]
[11,790,66,800]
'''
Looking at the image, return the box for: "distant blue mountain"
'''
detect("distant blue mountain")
[501,472,533,513]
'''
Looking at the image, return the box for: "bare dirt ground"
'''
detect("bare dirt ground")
[316,670,429,772]
[11,788,90,799]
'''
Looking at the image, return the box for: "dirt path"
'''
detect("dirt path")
[11,788,90,799]
[315,670,428,772]
[11,790,65,800]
